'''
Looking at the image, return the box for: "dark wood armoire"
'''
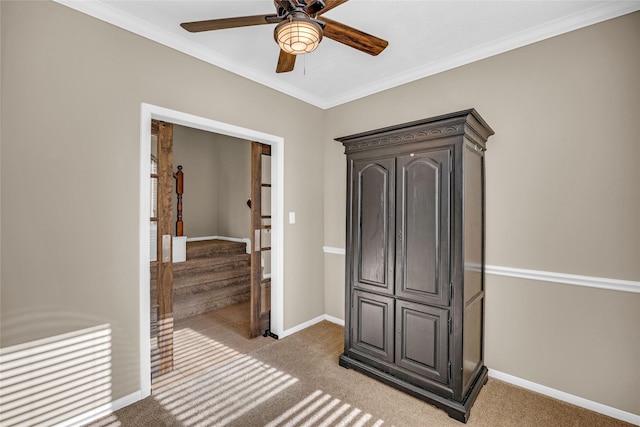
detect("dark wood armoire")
[336,109,494,423]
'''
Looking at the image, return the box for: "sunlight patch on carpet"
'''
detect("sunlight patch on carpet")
[265,389,385,427]
[154,353,298,426]
[152,325,244,382]
[84,414,121,427]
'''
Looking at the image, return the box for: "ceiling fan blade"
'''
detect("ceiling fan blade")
[318,0,349,15]
[321,17,388,56]
[181,14,278,32]
[276,50,296,73]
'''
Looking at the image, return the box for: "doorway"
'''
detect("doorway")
[139,104,284,397]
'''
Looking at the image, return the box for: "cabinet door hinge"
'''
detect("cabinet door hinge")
[448,317,452,335]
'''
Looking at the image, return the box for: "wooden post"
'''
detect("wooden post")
[250,142,272,338]
[174,165,184,237]
[250,143,262,338]
[157,122,174,375]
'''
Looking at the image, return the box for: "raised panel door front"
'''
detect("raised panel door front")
[352,158,395,295]
[395,300,449,385]
[351,290,394,363]
[396,149,451,306]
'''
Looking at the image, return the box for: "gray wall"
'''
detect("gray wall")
[323,11,640,415]
[214,134,251,240]
[172,125,218,237]
[1,0,325,401]
[172,125,251,240]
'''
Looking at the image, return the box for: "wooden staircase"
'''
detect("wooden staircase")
[150,239,251,324]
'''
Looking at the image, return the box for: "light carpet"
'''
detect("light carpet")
[86,321,633,427]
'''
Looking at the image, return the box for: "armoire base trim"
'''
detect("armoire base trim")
[339,354,488,423]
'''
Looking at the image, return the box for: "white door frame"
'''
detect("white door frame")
[138,103,285,396]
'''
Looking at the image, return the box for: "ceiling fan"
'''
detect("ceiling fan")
[180,0,389,73]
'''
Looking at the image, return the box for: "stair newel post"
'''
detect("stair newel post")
[174,165,184,237]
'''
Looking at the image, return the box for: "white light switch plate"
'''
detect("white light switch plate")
[289,212,296,224]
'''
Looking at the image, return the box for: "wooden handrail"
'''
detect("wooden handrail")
[174,165,184,236]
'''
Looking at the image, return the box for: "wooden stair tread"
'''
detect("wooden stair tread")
[173,253,249,271]
[173,271,250,295]
[186,239,247,259]
[150,253,249,269]
[172,283,251,321]
[151,270,250,293]
[175,281,249,303]
[150,238,255,322]
[150,254,250,281]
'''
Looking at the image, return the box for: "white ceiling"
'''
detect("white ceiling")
[55,1,639,109]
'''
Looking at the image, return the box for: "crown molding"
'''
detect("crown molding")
[52,0,327,107]
[54,1,640,110]
[319,1,640,108]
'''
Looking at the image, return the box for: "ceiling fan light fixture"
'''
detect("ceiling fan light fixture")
[274,14,323,55]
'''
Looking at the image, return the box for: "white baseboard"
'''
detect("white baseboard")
[324,314,345,326]
[488,369,640,426]
[58,390,142,427]
[280,314,345,338]
[280,314,326,338]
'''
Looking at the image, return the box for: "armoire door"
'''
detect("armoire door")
[395,149,451,307]
[395,300,450,385]
[350,290,394,363]
[351,157,395,296]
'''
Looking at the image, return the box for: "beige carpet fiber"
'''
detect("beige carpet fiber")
[86,321,632,427]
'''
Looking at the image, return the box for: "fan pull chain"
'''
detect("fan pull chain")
[303,53,307,76]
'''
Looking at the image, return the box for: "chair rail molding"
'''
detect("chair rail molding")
[485,265,640,294]
[322,246,346,255]
[321,247,640,294]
